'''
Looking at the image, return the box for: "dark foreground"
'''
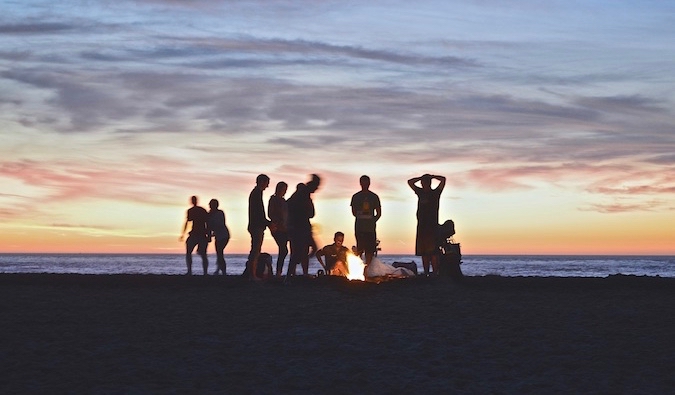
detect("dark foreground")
[1,274,674,394]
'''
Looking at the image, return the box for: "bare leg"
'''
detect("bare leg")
[185,254,192,275]
[201,254,208,275]
[430,255,439,275]
[422,255,431,275]
[185,238,196,275]
[365,251,374,266]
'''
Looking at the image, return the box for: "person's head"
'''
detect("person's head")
[359,175,370,190]
[208,199,219,211]
[334,231,345,246]
[421,174,433,190]
[275,181,288,197]
[190,195,198,206]
[256,174,270,190]
[307,173,321,193]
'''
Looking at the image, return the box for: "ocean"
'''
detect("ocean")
[1,253,674,278]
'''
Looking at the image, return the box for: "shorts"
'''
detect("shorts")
[355,231,377,254]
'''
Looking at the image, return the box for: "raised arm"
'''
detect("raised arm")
[407,176,423,191]
[434,175,446,192]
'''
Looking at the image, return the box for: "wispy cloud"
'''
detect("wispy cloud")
[1,0,675,253]
[0,22,76,34]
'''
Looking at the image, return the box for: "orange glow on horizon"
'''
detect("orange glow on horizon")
[1,195,674,255]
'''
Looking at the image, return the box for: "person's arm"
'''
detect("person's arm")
[434,175,446,192]
[179,211,189,241]
[267,197,279,231]
[252,189,269,228]
[374,205,381,222]
[315,249,327,270]
[374,195,382,222]
[308,198,315,219]
[267,197,276,223]
[408,176,422,191]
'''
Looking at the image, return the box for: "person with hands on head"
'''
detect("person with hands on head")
[408,174,446,275]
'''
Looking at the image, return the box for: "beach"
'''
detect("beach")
[1,274,674,394]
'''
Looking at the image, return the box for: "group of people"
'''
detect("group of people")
[180,172,446,278]
[179,196,230,276]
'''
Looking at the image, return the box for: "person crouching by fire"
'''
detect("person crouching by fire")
[315,231,350,276]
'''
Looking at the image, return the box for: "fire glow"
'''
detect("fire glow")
[345,253,366,281]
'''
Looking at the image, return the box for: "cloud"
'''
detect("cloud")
[0,158,190,205]
[574,95,667,114]
[0,22,75,34]
[192,37,479,68]
[582,200,672,214]
[580,170,675,213]
[2,0,674,224]
[644,154,675,165]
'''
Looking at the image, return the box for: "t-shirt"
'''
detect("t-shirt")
[287,185,314,234]
[248,187,268,231]
[319,243,349,271]
[350,190,381,233]
[268,195,288,233]
[187,206,209,238]
[208,210,230,241]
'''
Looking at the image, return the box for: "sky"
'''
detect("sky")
[1,0,674,255]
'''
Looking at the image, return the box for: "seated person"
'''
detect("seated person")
[316,231,349,276]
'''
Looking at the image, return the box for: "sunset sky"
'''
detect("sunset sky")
[1,1,674,255]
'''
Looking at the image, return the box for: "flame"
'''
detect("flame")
[345,253,366,281]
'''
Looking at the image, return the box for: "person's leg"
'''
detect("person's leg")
[185,236,197,275]
[287,233,300,277]
[422,255,431,275]
[430,254,439,275]
[364,232,377,265]
[354,232,365,261]
[221,238,229,274]
[198,238,209,275]
[214,238,226,275]
[273,232,288,276]
[300,238,311,276]
[247,228,264,280]
[333,261,347,277]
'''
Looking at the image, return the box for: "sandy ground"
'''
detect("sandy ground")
[1,274,674,394]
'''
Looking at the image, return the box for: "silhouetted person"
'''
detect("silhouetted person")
[180,195,209,275]
[245,174,271,280]
[350,175,381,266]
[268,181,289,277]
[408,174,446,275]
[287,174,321,277]
[208,198,230,275]
[316,231,350,276]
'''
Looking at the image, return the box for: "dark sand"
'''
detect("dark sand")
[1,274,674,394]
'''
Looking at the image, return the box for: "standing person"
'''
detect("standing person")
[268,181,289,277]
[408,174,446,275]
[208,198,230,275]
[245,174,271,280]
[287,174,321,277]
[350,175,381,266]
[179,195,209,275]
[315,231,350,276]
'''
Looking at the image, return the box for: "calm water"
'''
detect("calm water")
[0,254,673,277]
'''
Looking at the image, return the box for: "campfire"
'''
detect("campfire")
[345,253,366,281]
